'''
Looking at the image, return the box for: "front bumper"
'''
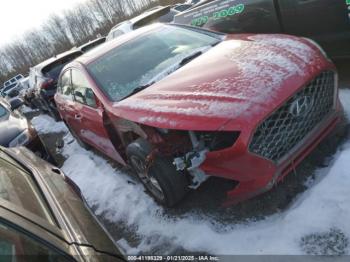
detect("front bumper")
[199,105,343,206]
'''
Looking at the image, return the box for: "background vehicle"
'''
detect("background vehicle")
[2,77,29,99]
[77,36,106,53]
[2,74,24,89]
[55,24,343,207]
[0,98,53,163]
[28,50,83,120]
[174,0,350,58]
[0,146,125,261]
[106,5,179,40]
[1,82,18,97]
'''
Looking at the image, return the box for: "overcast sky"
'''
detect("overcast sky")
[0,0,87,45]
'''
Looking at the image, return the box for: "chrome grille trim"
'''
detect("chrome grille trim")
[249,71,336,162]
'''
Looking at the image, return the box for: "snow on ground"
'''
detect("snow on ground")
[21,105,36,114]
[31,89,350,255]
[31,114,67,135]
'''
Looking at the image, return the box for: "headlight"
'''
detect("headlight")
[9,129,31,147]
[195,131,240,151]
[302,37,330,60]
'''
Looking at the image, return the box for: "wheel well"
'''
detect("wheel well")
[102,112,141,159]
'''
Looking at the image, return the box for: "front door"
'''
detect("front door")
[70,68,125,164]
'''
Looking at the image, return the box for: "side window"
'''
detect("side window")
[0,155,56,226]
[71,70,97,108]
[58,70,73,100]
[0,220,73,261]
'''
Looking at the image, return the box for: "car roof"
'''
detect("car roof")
[109,5,171,32]
[130,5,171,24]
[32,49,83,72]
[78,37,106,51]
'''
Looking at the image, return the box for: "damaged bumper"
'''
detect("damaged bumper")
[198,109,342,206]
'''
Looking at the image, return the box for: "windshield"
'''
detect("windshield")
[0,151,56,225]
[87,25,220,101]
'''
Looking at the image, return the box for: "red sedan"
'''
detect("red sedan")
[55,24,343,207]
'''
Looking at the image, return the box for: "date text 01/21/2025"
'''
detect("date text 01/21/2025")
[191,3,245,26]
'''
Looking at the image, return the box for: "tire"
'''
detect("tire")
[126,138,188,207]
[66,123,91,150]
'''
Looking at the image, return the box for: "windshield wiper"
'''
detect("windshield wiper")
[179,51,203,66]
[123,81,155,99]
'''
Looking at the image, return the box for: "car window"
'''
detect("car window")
[71,70,97,108]
[87,25,220,101]
[174,4,192,12]
[0,220,73,261]
[0,104,8,118]
[3,83,18,93]
[58,70,73,101]
[0,154,56,225]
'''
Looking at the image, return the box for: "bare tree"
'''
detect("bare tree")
[0,0,182,84]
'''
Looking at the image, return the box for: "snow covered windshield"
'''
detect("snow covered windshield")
[87,25,220,101]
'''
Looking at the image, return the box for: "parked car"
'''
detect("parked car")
[55,23,343,207]
[106,6,179,41]
[174,0,350,59]
[2,77,29,99]
[77,36,106,53]
[0,82,18,97]
[2,74,24,89]
[27,50,83,120]
[0,146,125,261]
[0,97,53,163]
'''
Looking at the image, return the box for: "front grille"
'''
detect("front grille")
[249,71,335,162]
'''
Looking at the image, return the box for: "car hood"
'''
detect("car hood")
[112,34,332,131]
[0,112,28,146]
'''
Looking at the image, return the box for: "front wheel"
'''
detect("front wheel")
[126,138,188,207]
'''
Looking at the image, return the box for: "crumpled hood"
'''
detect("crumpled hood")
[112,34,332,131]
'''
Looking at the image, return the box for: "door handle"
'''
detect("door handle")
[75,114,82,120]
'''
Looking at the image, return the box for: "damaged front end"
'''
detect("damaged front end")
[173,131,209,189]
[143,127,240,190]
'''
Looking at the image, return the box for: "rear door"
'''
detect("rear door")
[70,68,125,163]
[279,0,350,58]
[55,69,76,127]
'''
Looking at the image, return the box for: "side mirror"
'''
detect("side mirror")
[9,98,24,111]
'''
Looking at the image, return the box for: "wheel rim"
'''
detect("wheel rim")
[130,156,165,201]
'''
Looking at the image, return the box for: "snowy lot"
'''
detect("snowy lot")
[30,89,350,256]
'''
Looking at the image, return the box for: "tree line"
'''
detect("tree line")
[0,0,181,84]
